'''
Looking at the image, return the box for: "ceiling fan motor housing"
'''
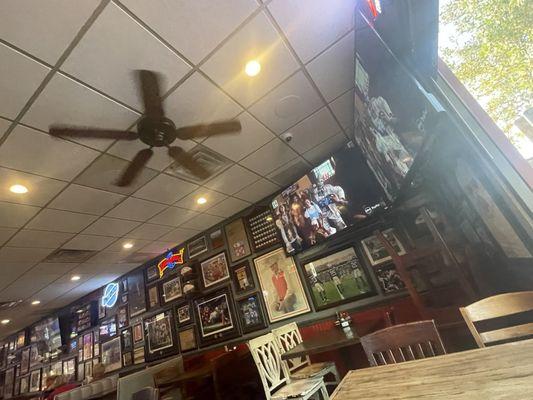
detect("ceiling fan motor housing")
[137,116,177,147]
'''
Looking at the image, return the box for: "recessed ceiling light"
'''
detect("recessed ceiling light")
[123,242,134,249]
[196,197,207,205]
[71,275,81,281]
[31,300,41,306]
[9,184,28,194]
[1,319,10,325]
[245,60,261,77]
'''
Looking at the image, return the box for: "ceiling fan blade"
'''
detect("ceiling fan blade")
[138,70,165,119]
[116,148,153,187]
[168,146,210,180]
[49,127,138,141]
[174,120,242,140]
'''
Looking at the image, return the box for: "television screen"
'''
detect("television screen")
[30,317,62,353]
[271,142,386,255]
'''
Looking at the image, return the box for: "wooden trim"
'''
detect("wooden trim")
[459,307,485,348]
[481,322,533,345]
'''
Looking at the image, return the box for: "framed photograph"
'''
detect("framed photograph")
[121,278,128,293]
[62,358,76,382]
[178,326,197,353]
[133,347,145,365]
[209,229,224,249]
[101,337,122,372]
[99,316,117,342]
[253,248,310,323]
[121,328,133,352]
[4,367,14,399]
[246,208,280,252]
[20,348,30,375]
[51,361,62,377]
[77,362,85,381]
[29,369,41,392]
[84,360,93,379]
[16,331,25,349]
[19,376,28,394]
[375,264,406,294]
[194,289,239,346]
[117,306,129,329]
[82,332,93,361]
[302,246,374,311]
[29,345,39,368]
[132,322,144,345]
[161,276,182,303]
[144,309,177,362]
[225,218,251,262]
[122,352,133,367]
[121,293,128,305]
[40,365,50,391]
[147,284,160,309]
[231,261,255,294]
[92,358,100,366]
[13,378,20,397]
[146,264,159,283]
[200,252,230,288]
[98,301,106,320]
[128,271,147,317]
[94,342,100,357]
[78,348,83,361]
[175,302,192,326]
[188,236,208,259]
[236,294,267,333]
[361,228,406,266]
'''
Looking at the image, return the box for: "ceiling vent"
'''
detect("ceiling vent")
[0,300,23,310]
[167,145,231,183]
[43,249,97,263]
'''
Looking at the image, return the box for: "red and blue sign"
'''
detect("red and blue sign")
[157,248,185,278]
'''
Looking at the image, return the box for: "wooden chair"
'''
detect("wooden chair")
[360,320,446,366]
[460,291,533,348]
[272,322,340,388]
[248,333,329,400]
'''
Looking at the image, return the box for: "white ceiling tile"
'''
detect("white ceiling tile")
[62,2,191,110]
[105,237,151,253]
[148,206,198,227]
[0,227,17,246]
[0,247,53,263]
[133,173,198,205]
[140,241,178,254]
[206,197,250,218]
[203,164,260,195]
[105,197,167,222]
[303,131,348,165]
[0,262,35,281]
[234,178,279,203]
[26,209,98,233]
[21,73,139,151]
[121,0,258,63]
[6,230,74,249]
[74,154,158,196]
[306,32,354,102]
[0,0,101,64]
[126,223,174,241]
[240,138,298,175]
[0,118,11,134]
[0,43,50,119]
[85,251,126,264]
[202,112,275,162]
[268,0,354,63]
[1,277,59,298]
[267,157,311,186]
[0,201,41,228]
[330,89,354,130]
[0,167,67,207]
[62,234,116,251]
[82,217,141,237]
[30,262,79,275]
[164,72,242,127]
[201,11,299,107]
[174,188,228,212]
[285,107,340,153]
[248,72,324,133]
[48,184,125,215]
[54,273,93,284]
[180,213,224,231]
[0,124,100,181]
[157,227,199,243]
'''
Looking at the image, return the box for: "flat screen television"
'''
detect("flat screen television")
[30,317,62,353]
[271,142,387,255]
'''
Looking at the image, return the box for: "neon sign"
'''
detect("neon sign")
[101,282,119,308]
[157,248,185,278]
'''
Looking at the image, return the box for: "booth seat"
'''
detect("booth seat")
[53,375,118,400]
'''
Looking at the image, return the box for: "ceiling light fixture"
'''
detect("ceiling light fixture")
[1,319,10,325]
[71,275,81,281]
[245,60,261,77]
[123,242,134,249]
[196,197,207,205]
[31,300,41,306]
[9,184,28,194]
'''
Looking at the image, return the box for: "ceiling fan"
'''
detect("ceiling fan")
[48,70,242,186]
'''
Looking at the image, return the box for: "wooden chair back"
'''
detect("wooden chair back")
[272,322,310,373]
[248,333,290,400]
[460,291,533,347]
[360,320,446,366]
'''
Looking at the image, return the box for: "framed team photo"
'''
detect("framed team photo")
[361,228,406,266]
[200,252,230,289]
[188,236,208,259]
[161,276,182,303]
[225,218,252,262]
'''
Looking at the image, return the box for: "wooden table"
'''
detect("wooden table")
[281,327,360,360]
[331,338,533,399]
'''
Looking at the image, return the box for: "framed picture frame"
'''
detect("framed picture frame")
[99,316,117,342]
[209,229,224,250]
[29,345,39,368]
[231,260,255,295]
[77,361,85,382]
[120,293,128,305]
[121,327,133,352]
[117,306,129,329]
[19,376,28,395]
[194,289,240,347]
[161,275,182,303]
[175,302,192,327]
[101,337,122,372]
[375,264,406,294]
[253,247,310,323]
[147,284,160,310]
[143,309,178,362]
[29,369,41,392]
[188,236,208,259]
[84,360,93,379]
[302,246,374,311]
[51,361,62,377]
[122,351,133,367]
[82,332,93,361]
[98,300,106,320]
[20,348,30,375]
[146,264,159,283]
[361,228,406,266]
[62,358,76,382]
[3,367,14,399]
[128,271,147,317]
[121,278,128,293]
[94,342,100,357]
[246,208,280,252]
[132,322,144,345]
[200,252,230,289]
[178,325,198,353]
[225,218,252,262]
[40,365,50,391]
[236,293,267,334]
[133,347,145,365]
[13,378,20,397]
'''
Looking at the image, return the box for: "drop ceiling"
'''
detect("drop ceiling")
[0,0,356,336]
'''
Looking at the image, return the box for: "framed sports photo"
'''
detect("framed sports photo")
[302,246,374,311]
[231,260,255,295]
[188,236,208,259]
[143,309,177,362]
[117,306,129,329]
[20,347,30,375]
[132,322,144,345]
[29,369,41,392]
[236,293,267,334]
[361,228,406,266]
[175,302,192,326]
[121,327,133,352]
[209,229,224,249]
[178,325,198,353]
[225,218,252,262]
[101,337,122,372]
[147,284,160,310]
[161,276,182,303]
[253,248,310,323]
[146,264,159,283]
[375,264,406,294]
[128,271,147,317]
[200,252,230,289]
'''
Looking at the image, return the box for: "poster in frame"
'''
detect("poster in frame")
[117,306,129,329]
[178,325,198,353]
[19,376,28,395]
[128,271,147,317]
[29,369,41,392]
[84,361,93,379]
[13,378,20,397]
[62,358,76,382]
[209,229,224,250]
[101,337,122,372]
[360,228,406,266]
[188,236,208,259]
[133,347,145,365]
[122,351,133,367]
[236,293,267,334]
[40,365,50,391]
[132,322,144,345]
[225,218,252,262]
[161,275,182,303]
[175,302,192,327]
[200,252,230,289]
[231,260,255,295]
[29,345,39,368]
[302,246,374,311]
[77,362,84,382]
[121,327,133,352]
[4,367,14,399]
[82,332,93,361]
[98,300,106,320]
[374,263,406,294]
[20,348,30,375]
[146,264,159,283]
[253,248,310,323]
[147,284,160,310]
[143,309,178,362]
